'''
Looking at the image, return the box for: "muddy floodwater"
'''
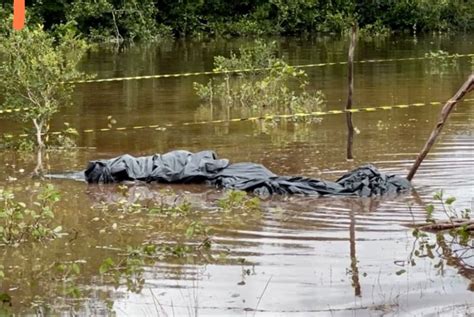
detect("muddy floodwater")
[1,34,473,316]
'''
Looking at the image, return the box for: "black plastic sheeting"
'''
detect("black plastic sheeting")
[83,150,411,197]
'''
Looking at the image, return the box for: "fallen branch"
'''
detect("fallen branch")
[407,74,474,180]
[418,219,474,233]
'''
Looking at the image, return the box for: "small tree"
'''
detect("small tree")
[0,24,88,149]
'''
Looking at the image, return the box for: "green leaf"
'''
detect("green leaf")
[66,286,81,298]
[444,197,456,205]
[433,191,443,201]
[71,263,81,275]
[185,226,195,238]
[99,257,115,274]
[56,264,66,272]
[143,244,156,255]
[396,269,406,276]
[425,204,434,213]
[0,293,11,303]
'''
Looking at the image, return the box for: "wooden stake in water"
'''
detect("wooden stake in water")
[346,25,357,160]
[407,74,474,181]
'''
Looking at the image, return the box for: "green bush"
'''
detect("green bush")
[67,0,171,42]
[194,40,325,117]
[0,185,63,245]
[0,24,88,149]
[2,1,471,41]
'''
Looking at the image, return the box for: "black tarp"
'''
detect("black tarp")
[83,150,411,197]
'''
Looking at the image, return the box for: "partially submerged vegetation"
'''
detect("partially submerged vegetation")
[194,41,325,119]
[0,186,261,314]
[425,50,461,76]
[403,192,473,280]
[0,3,472,314]
[0,184,63,245]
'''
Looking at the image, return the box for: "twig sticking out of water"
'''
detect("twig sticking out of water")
[253,275,273,316]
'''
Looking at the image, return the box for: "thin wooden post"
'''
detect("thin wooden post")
[349,207,361,296]
[407,75,474,181]
[346,25,357,160]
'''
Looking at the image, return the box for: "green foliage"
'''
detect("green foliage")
[185,220,209,238]
[98,246,146,293]
[358,20,391,38]
[406,192,472,276]
[1,121,81,151]
[214,41,278,71]
[0,135,35,152]
[92,188,213,261]
[355,0,474,34]
[48,122,80,149]
[94,186,192,215]
[425,50,458,61]
[217,190,261,213]
[431,190,470,223]
[0,24,88,148]
[425,50,460,76]
[56,262,83,298]
[0,183,264,313]
[0,292,11,306]
[194,41,325,117]
[148,189,192,216]
[66,0,171,42]
[2,1,471,41]
[0,184,63,245]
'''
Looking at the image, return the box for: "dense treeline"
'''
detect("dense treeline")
[2,0,473,41]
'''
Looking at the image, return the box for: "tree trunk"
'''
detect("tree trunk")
[33,147,44,177]
[111,10,123,43]
[32,118,45,149]
[32,118,45,176]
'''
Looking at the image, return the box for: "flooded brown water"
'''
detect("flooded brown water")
[0,34,473,316]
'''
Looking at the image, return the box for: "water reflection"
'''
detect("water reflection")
[349,207,361,297]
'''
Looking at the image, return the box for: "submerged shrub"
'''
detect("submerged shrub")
[425,50,460,76]
[406,192,472,276]
[217,190,261,213]
[0,184,63,245]
[194,40,325,118]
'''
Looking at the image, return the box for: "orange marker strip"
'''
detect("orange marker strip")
[13,0,26,30]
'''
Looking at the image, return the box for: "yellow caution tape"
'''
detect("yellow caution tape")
[0,107,31,115]
[3,98,473,139]
[1,53,472,116]
[68,53,474,84]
